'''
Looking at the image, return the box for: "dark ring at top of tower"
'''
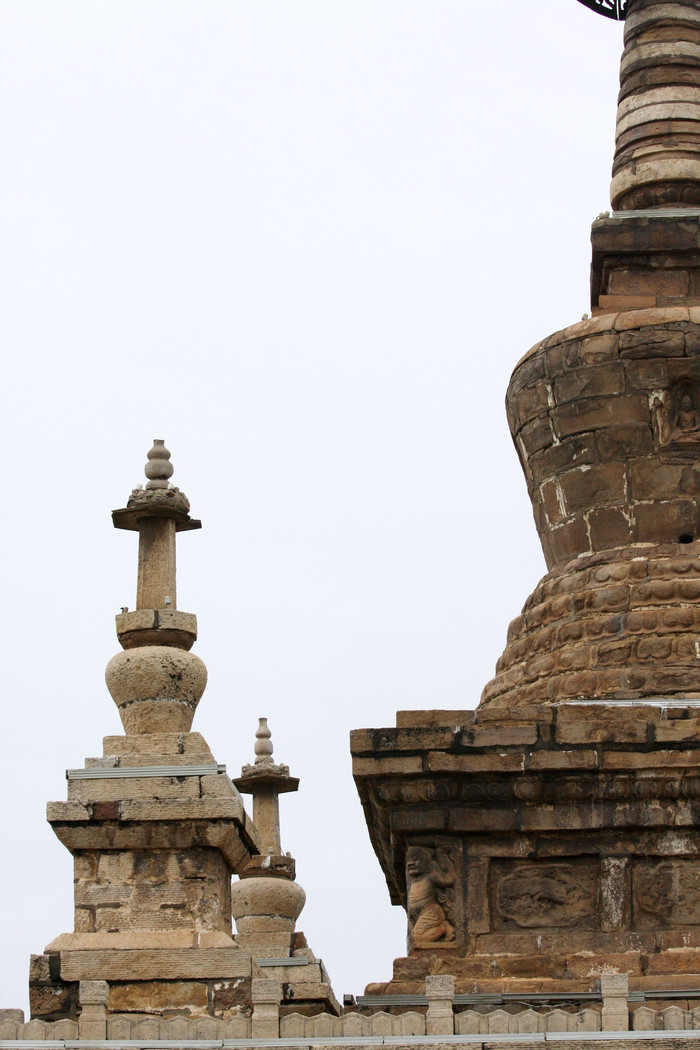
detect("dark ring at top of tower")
[576,0,628,18]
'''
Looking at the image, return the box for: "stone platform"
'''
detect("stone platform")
[352,702,700,995]
[32,729,260,1020]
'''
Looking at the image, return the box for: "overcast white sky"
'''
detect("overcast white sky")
[0,0,624,1014]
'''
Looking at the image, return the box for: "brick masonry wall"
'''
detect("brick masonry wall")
[507,308,700,572]
[481,543,700,709]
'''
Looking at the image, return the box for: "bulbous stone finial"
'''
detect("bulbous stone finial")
[145,439,174,490]
[254,717,274,765]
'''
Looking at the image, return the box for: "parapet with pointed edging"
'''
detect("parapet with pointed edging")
[34,442,261,1022]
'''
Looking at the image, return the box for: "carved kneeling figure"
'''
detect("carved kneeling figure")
[406,845,455,947]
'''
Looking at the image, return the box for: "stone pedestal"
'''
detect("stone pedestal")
[34,729,260,1019]
[352,703,700,994]
[591,214,700,315]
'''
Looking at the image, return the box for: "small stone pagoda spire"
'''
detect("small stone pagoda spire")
[235,718,300,854]
[106,440,206,733]
[231,720,305,956]
[229,723,339,1012]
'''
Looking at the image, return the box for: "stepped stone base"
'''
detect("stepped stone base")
[352,703,700,996]
[32,731,339,1020]
[481,543,700,713]
[32,731,261,1020]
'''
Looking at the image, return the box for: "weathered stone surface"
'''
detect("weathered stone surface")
[210,976,251,1018]
[353,696,700,994]
[107,980,209,1015]
[396,710,474,729]
[480,543,700,712]
[115,608,197,651]
[49,814,257,872]
[528,749,598,771]
[105,645,207,734]
[504,315,700,569]
[70,846,233,934]
[60,948,251,982]
[102,731,213,757]
[46,930,235,951]
[492,861,598,931]
[29,983,78,1021]
[558,463,626,515]
[28,955,78,1021]
[0,1010,24,1024]
[67,774,202,803]
[231,876,305,932]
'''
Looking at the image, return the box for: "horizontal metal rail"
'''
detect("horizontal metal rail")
[1,1031,700,1048]
[66,765,226,780]
[355,988,700,1009]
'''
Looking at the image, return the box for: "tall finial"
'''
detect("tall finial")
[145,439,174,489]
[112,440,200,611]
[254,717,274,765]
[106,441,206,733]
[231,720,305,958]
[234,719,299,855]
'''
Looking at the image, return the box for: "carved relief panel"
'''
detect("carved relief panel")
[633,859,700,929]
[653,378,700,455]
[405,840,463,951]
[490,859,599,931]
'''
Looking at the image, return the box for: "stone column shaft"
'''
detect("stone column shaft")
[253,785,281,855]
[612,0,700,209]
[137,517,176,609]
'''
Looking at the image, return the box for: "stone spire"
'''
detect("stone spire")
[231,721,305,955]
[229,723,339,1012]
[234,718,300,855]
[106,441,206,733]
[612,0,700,210]
[36,442,261,1022]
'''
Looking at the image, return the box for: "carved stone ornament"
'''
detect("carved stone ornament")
[495,863,597,930]
[369,773,700,809]
[127,485,191,514]
[653,380,700,455]
[635,860,700,928]
[406,845,456,948]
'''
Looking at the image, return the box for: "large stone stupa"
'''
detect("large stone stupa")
[352,0,700,998]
